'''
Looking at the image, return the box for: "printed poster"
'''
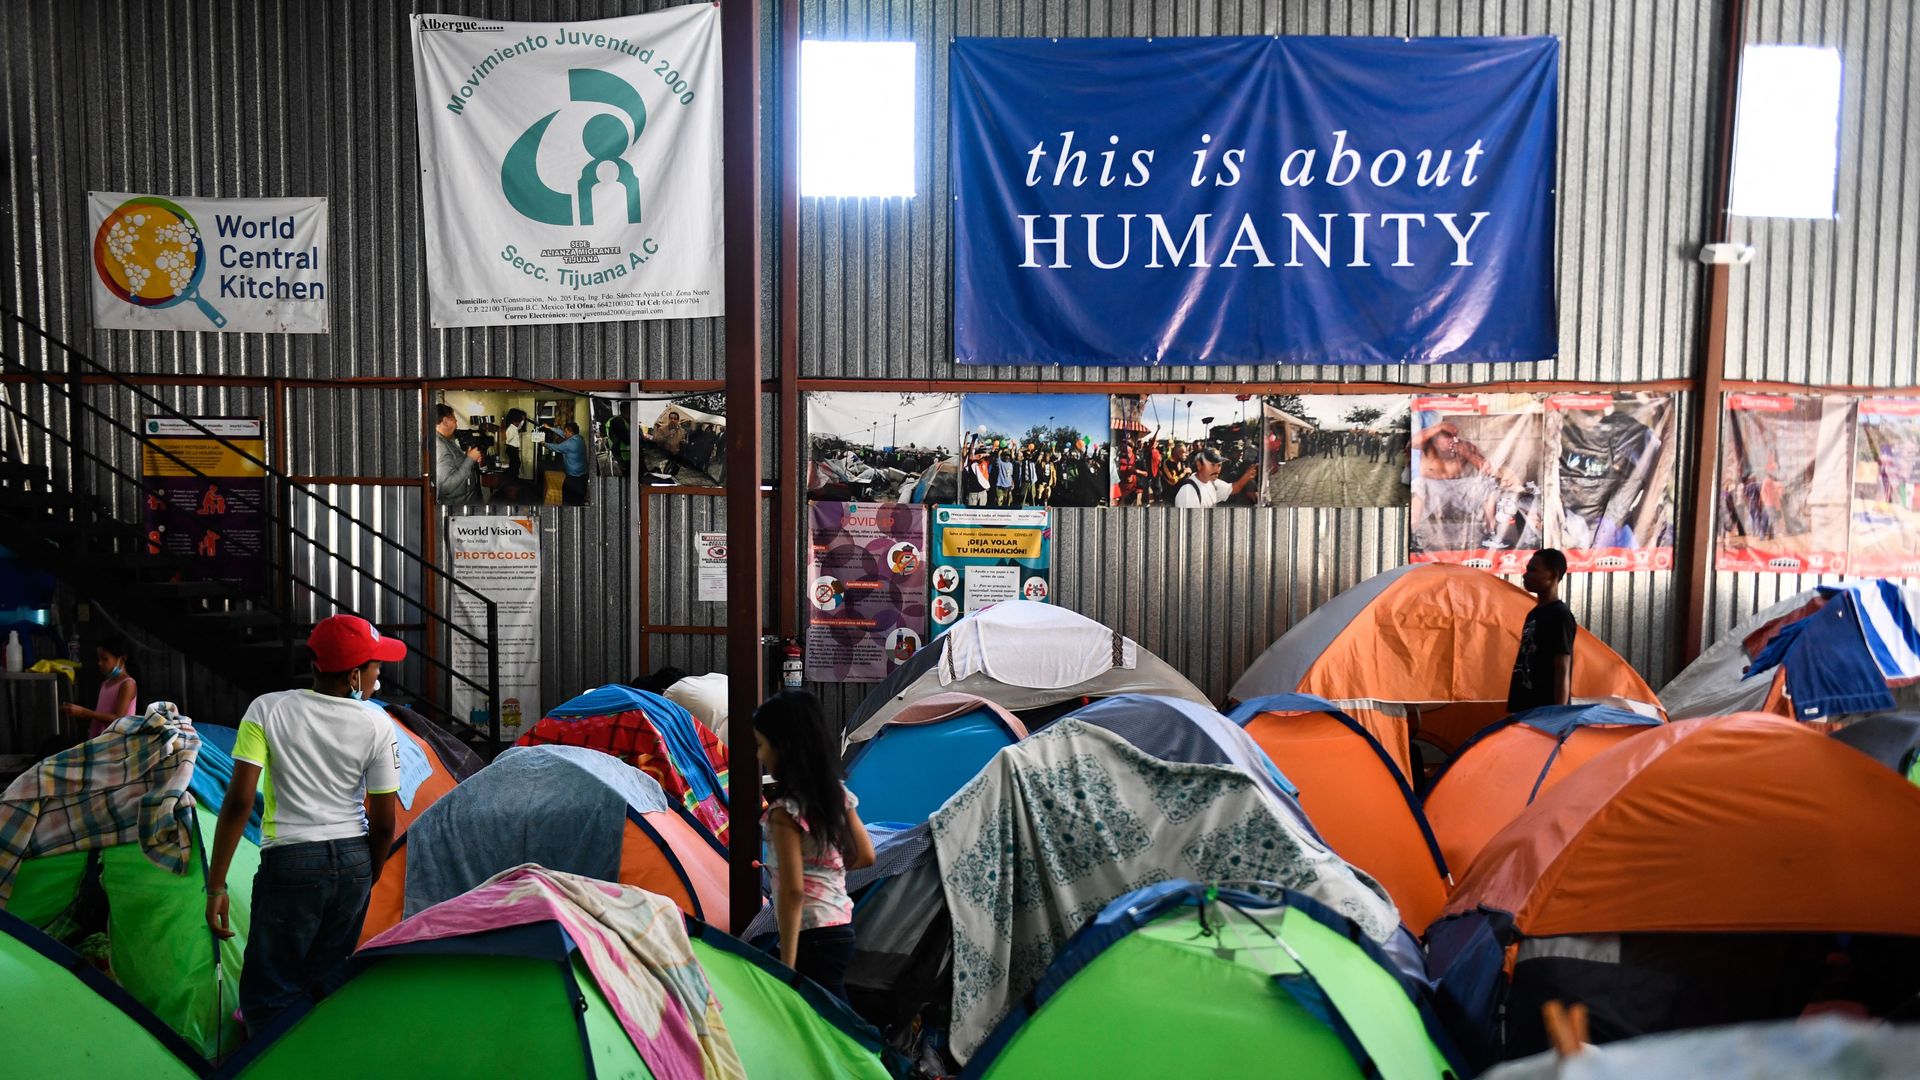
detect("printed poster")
[928,505,1052,635]
[806,502,928,683]
[955,394,1111,508]
[1545,392,1678,572]
[1716,394,1856,575]
[91,193,328,333]
[1260,395,1411,508]
[1409,394,1546,573]
[412,8,722,327]
[1850,398,1920,577]
[696,531,727,601]
[806,392,962,504]
[140,417,267,589]
[447,516,542,740]
[1108,394,1263,507]
[951,36,1558,366]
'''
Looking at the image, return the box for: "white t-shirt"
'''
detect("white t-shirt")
[233,689,402,849]
[504,424,534,479]
[1174,477,1232,508]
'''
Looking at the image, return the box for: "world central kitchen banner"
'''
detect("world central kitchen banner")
[951,37,1558,366]
[90,194,328,333]
[412,8,722,327]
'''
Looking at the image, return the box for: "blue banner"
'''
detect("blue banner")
[951,36,1559,367]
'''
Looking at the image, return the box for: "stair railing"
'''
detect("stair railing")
[1,311,503,747]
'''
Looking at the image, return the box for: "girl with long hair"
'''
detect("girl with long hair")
[59,634,138,739]
[753,690,875,1002]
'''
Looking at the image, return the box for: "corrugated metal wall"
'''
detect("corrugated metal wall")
[1706,0,1920,641]
[5,0,1914,723]
[802,0,1721,718]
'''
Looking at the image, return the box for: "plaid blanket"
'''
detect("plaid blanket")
[0,702,201,904]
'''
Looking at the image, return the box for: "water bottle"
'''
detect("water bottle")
[5,632,23,673]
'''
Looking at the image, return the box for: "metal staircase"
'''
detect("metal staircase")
[0,311,503,751]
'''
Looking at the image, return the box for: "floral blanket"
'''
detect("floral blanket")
[930,718,1399,1063]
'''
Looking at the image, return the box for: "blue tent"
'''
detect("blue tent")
[844,702,1022,825]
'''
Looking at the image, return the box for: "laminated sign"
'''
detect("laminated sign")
[412,9,722,327]
[90,194,328,334]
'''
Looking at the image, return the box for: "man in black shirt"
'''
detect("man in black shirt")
[1507,548,1575,713]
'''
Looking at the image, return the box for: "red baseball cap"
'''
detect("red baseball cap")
[308,614,408,672]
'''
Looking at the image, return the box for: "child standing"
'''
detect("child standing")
[753,690,875,1003]
[59,636,138,740]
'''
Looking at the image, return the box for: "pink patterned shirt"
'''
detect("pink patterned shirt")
[761,785,857,930]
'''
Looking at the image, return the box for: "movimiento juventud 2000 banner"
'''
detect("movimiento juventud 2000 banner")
[412,8,722,327]
[951,36,1559,367]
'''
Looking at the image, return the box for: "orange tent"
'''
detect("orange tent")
[359,745,731,946]
[1438,713,1920,938]
[1229,563,1662,760]
[1421,704,1660,878]
[1228,694,1452,933]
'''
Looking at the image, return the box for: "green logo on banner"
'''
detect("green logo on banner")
[501,69,647,227]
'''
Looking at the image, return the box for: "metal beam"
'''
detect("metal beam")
[721,0,767,934]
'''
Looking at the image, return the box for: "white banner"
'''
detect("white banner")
[411,9,723,328]
[88,192,328,334]
[448,515,542,741]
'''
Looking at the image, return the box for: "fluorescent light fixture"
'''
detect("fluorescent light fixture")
[800,41,916,197]
[1729,45,1842,219]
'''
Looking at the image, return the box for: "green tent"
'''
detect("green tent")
[966,882,1462,1080]
[231,911,899,1079]
[4,806,257,1062]
[0,910,206,1079]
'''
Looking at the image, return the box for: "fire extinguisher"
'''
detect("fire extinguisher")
[781,639,804,689]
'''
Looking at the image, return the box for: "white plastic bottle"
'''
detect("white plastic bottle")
[5,631,23,673]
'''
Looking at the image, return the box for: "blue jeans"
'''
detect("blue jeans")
[238,837,374,1036]
[794,923,858,1004]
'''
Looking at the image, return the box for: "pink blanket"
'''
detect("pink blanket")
[365,865,744,1080]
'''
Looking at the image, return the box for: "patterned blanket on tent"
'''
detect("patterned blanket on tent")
[0,703,200,903]
[929,718,1399,1064]
[366,865,745,1080]
[518,687,731,843]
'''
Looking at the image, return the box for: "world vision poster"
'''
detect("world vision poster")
[1715,393,1856,574]
[805,502,929,683]
[1544,392,1678,573]
[412,9,722,327]
[928,506,1052,636]
[1850,398,1920,577]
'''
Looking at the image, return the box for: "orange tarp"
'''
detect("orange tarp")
[1438,714,1920,938]
[1297,565,1659,753]
[1424,722,1649,878]
[1242,707,1452,932]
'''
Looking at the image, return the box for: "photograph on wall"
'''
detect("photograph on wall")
[1850,398,1920,577]
[633,394,727,487]
[804,501,929,683]
[1545,392,1679,572]
[1259,395,1411,508]
[955,394,1110,508]
[1409,394,1547,573]
[928,505,1052,635]
[1716,393,1857,574]
[1109,394,1263,508]
[806,392,961,503]
[140,417,268,589]
[590,395,631,477]
[432,389,600,507]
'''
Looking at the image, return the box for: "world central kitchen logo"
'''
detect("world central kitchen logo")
[502,69,647,228]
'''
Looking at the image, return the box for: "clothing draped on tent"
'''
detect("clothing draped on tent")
[929,718,1399,1064]
[938,602,1136,689]
[366,865,746,1080]
[519,685,731,842]
[1747,582,1920,720]
[0,703,199,903]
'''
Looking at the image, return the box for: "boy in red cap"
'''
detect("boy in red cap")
[206,613,406,1035]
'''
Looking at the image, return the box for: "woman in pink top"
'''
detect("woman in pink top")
[754,690,875,1004]
[59,636,138,740]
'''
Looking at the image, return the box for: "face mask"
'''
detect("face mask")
[107,665,124,679]
[350,678,381,701]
